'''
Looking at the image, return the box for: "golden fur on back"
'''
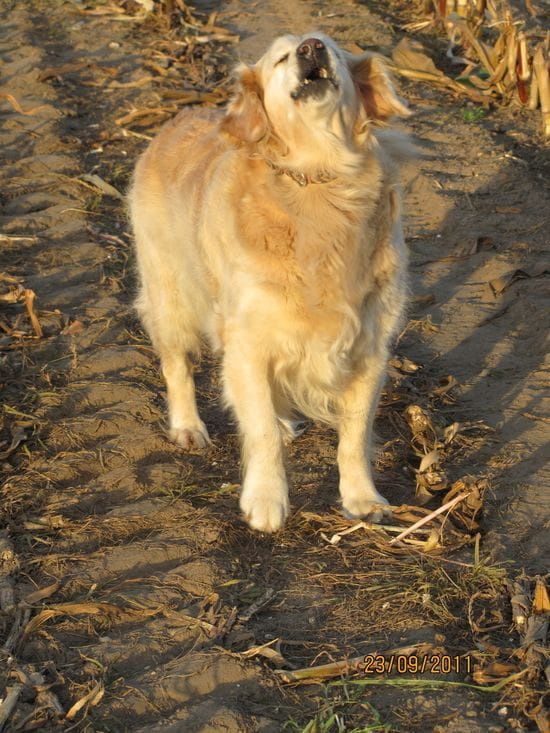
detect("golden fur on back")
[129,33,413,532]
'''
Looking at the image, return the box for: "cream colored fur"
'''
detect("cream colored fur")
[129,33,412,532]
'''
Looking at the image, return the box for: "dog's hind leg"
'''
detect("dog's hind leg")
[135,280,210,452]
[160,350,210,450]
[336,356,391,522]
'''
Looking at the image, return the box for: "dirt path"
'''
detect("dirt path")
[1,1,548,731]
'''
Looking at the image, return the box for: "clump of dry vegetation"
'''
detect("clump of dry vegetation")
[395,0,550,135]
[69,0,236,135]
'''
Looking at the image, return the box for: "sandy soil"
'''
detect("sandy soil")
[1,0,548,731]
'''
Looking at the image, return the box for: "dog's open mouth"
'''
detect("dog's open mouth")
[291,65,337,101]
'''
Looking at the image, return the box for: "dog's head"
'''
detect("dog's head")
[222,33,410,175]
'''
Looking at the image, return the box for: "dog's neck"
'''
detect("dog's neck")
[265,160,337,187]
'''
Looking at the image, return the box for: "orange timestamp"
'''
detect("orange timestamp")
[362,654,472,676]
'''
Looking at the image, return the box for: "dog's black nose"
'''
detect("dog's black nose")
[297,38,326,60]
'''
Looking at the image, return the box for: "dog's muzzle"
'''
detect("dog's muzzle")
[291,37,338,101]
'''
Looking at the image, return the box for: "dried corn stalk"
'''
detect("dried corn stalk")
[426,1,550,135]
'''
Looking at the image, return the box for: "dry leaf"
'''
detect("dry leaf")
[416,454,449,503]
[62,320,85,335]
[391,37,486,103]
[23,601,161,637]
[404,405,434,438]
[423,469,448,491]
[419,449,440,473]
[419,526,441,552]
[510,578,530,627]
[415,479,435,505]
[38,62,116,82]
[390,356,420,373]
[473,661,520,684]
[392,37,449,79]
[533,578,550,615]
[115,106,175,126]
[66,682,105,720]
[0,426,27,460]
[134,0,154,11]
[528,700,550,733]
[523,614,550,646]
[1,284,43,338]
[79,174,124,200]
[242,640,291,668]
[494,206,522,214]
[23,515,66,530]
[443,422,460,444]
[389,493,470,547]
[433,375,457,397]
[107,76,155,89]
[533,40,550,137]
[443,480,484,531]
[0,285,23,303]
[458,236,495,256]
[0,92,48,116]
[24,289,43,338]
[489,264,550,296]
[23,582,61,605]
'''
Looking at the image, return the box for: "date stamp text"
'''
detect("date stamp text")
[361,654,472,676]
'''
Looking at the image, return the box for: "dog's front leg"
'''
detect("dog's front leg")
[223,339,289,532]
[337,357,392,522]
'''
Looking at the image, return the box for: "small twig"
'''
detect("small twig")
[120,128,153,141]
[22,289,43,338]
[324,519,433,546]
[0,92,48,116]
[0,235,40,244]
[0,530,19,614]
[238,588,277,623]
[0,576,15,615]
[0,684,25,732]
[212,606,238,639]
[388,492,470,545]
[163,608,217,634]
[65,682,103,720]
[324,521,366,545]
[510,576,530,632]
[36,689,65,717]
[2,608,31,655]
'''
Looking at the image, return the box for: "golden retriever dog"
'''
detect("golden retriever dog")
[129,33,412,532]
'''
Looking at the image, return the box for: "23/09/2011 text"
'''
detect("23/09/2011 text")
[362,655,472,675]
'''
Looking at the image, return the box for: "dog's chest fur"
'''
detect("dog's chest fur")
[241,194,353,290]
[220,159,401,414]
[233,159,394,332]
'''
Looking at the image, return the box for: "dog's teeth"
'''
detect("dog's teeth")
[319,67,327,78]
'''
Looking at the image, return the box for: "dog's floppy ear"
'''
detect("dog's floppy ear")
[221,64,268,143]
[348,53,410,123]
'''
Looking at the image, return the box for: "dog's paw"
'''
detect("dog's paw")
[240,490,289,533]
[342,494,392,523]
[170,423,210,451]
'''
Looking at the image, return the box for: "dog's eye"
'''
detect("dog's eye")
[275,53,289,66]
